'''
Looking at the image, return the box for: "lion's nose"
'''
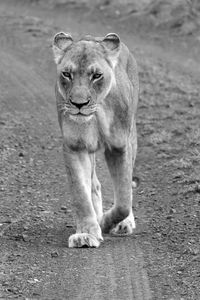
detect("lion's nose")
[69,96,91,110]
[70,99,90,109]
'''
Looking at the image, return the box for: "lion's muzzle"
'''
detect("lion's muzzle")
[69,96,91,110]
[69,86,92,110]
[67,87,97,117]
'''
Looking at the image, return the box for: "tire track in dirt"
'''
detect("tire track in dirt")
[55,237,152,300]
[104,240,151,300]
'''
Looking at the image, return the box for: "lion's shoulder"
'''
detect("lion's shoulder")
[117,43,139,89]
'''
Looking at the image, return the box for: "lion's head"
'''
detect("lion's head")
[53,32,121,121]
[52,32,137,152]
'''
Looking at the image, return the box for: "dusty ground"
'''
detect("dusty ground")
[0,0,200,299]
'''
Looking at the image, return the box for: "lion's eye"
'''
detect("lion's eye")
[62,71,72,80]
[92,73,103,81]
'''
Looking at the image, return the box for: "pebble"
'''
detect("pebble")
[51,251,59,258]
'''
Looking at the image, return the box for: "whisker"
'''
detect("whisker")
[57,103,71,112]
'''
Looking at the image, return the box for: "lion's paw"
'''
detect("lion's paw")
[111,211,136,235]
[68,233,103,248]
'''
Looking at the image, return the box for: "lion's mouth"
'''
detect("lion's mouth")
[67,105,97,116]
[58,103,97,121]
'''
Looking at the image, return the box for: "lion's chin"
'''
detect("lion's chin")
[68,113,94,123]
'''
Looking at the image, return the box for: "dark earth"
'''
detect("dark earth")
[0,0,200,299]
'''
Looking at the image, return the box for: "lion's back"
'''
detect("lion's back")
[119,43,139,91]
[114,42,139,113]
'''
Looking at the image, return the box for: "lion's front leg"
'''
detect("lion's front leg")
[101,142,135,234]
[63,147,103,248]
[91,154,103,224]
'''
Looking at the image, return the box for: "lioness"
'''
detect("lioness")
[52,32,139,248]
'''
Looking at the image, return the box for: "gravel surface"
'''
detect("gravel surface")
[0,0,200,299]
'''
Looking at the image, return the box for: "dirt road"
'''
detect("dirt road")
[0,1,200,299]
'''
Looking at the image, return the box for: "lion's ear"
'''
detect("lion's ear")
[102,33,120,52]
[102,33,120,68]
[52,32,73,64]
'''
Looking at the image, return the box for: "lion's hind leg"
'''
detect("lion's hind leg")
[101,145,135,234]
[111,209,136,235]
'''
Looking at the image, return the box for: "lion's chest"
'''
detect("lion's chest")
[62,117,102,153]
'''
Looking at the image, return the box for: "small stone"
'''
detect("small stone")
[0,217,11,224]
[22,234,30,242]
[32,292,41,296]
[23,224,29,230]
[169,208,176,214]
[51,251,59,258]
[61,206,67,211]
[195,184,200,193]
[27,278,40,284]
